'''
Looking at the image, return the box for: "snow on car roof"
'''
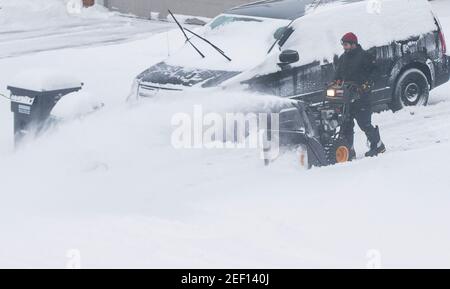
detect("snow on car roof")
[227,0,364,20]
[282,0,436,65]
[230,0,436,84]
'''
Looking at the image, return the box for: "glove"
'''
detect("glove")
[360,81,373,92]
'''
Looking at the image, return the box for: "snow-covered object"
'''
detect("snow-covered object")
[239,0,437,79]
[9,69,82,92]
[287,0,435,63]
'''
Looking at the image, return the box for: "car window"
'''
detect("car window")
[209,15,262,30]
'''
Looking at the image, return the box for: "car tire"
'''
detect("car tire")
[391,68,429,111]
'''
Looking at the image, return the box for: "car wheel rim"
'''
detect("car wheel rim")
[403,82,421,105]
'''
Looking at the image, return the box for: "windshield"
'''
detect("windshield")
[209,15,262,30]
[164,14,290,72]
[209,15,288,42]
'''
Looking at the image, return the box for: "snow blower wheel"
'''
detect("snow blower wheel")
[325,139,351,165]
[296,144,312,170]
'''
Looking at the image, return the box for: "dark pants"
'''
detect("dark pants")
[342,98,380,148]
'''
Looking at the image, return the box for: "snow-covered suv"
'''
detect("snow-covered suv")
[132,0,449,111]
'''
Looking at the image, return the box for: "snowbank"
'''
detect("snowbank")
[0,0,112,31]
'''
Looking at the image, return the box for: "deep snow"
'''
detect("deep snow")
[0,0,450,268]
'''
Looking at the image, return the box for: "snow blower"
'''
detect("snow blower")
[263,81,361,169]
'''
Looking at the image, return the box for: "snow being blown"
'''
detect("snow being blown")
[0,88,290,234]
[2,83,450,268]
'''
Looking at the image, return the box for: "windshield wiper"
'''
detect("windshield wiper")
[168,10,205,59]
[183,27,232,62]
[168,10,231,62]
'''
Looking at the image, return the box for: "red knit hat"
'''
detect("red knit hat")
[341,32,358,44]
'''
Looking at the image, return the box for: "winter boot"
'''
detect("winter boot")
[365,126,386,157]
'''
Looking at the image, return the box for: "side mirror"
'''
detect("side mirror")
[279,49,299,65]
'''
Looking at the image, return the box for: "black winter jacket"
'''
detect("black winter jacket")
[334,45,377,86]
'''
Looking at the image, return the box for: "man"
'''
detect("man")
[334,32,386,158]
